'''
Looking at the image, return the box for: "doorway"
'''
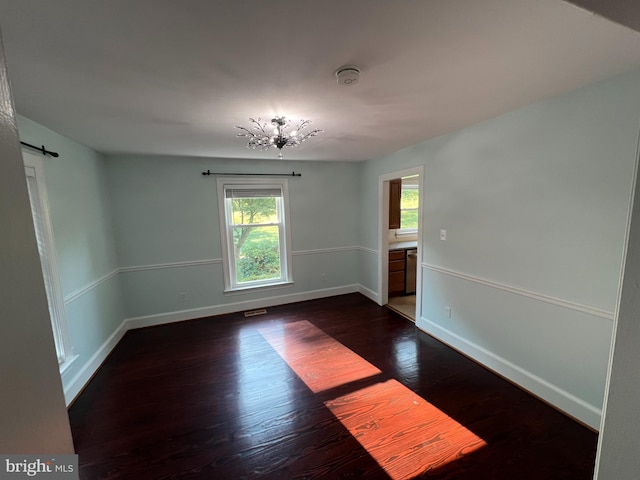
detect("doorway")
[378,166,423,322]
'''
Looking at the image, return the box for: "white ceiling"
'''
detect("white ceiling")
[0,0,639,161]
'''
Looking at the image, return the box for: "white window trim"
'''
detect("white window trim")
[23,151,77,373]
[216,177,294,292]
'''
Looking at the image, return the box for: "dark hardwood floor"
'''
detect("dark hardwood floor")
[68,293,598,479]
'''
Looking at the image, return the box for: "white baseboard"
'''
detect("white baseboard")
[61,285,376,408]
[64,287,602,431]
[418,316,602,430]
[358,284,379,304]
[125,284,361,330]
[63,319,128,406]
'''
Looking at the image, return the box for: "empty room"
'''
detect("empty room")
[2,1,640,479]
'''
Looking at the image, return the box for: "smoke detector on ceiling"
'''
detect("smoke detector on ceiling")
[335,65,360,86]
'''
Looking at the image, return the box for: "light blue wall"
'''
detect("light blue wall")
[358,69,640,428]
[105,155,360,319]
[16,115,124,402]
[16,68,640,429]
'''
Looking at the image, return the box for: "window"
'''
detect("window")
[23,152,75,372]
[217,178,293,291]
[400,181,419,231]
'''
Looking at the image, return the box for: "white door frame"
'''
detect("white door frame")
[378,166,424,320]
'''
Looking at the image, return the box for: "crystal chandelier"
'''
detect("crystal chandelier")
[236,116,321,159]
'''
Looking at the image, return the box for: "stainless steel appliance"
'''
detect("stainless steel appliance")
[405,249,417,294]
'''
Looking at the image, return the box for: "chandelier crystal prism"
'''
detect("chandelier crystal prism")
[236,116,321,159]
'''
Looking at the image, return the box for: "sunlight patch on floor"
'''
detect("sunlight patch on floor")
[258,320,486,479]
[325,379,486,479]
[258,320,381,393]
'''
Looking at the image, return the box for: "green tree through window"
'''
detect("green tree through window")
[400,186,419,230]
[232,197,276,253]
[232,197,281,283]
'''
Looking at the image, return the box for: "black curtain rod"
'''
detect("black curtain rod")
[20,141,59,158]
[202,170,301,177]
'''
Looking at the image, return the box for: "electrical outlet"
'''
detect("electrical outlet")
[321,274,327,282]
[179,291,187,302]
[440,229,447,241]
[445,306,451,318]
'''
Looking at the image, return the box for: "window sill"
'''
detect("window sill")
[396,229,417,236]
[224,281,294,296]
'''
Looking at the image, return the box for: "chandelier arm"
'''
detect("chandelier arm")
[236,125,257,138]
[295,119,313,131]
[249,118,271,136]
[298,129,322,141]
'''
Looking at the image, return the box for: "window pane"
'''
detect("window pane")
[233,225,281,283]
[231,197,278,225]
[400,209,418,230]
[401,188,418,209]
[400,187,419,229]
